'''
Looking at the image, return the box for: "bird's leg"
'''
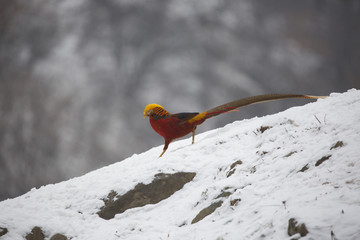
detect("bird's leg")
[159,149,166,158]
[159,139,170,158]
[192,126,197,144]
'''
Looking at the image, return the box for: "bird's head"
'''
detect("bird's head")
[144,104,169,118]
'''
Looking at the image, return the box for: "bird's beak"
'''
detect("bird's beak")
[144,109,152,118]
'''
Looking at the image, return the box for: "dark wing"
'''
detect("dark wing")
[172,112,199,124]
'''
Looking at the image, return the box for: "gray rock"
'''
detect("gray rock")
[315,155,331,167]
[191,201,223,224]
[25,227,45,240]
[98,172,196,220]
[50,233,68,240]
[288,218,309,238]
[0,227,8,237]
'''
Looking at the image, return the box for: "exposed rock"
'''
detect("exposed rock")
[259,126,271,133]
[215,191,232,199]
[298,164,309,173]
[230,160,243,169]
[288,218,309,239]
[191,201,223,224]
[230,198,241,206]
[260,151,268,156]
[330,141,344,150]
[0,227,8,237]
[23,227,68,240]
[50,233,68,240]
[98,172,196,220]
[102,190,117,206]
[226,160,243,178]
[284,151,296,158]
[25,227,45,240]
[315,155,331,167]
[226,169,236,178]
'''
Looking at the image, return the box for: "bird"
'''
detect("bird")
[144,94,325,157]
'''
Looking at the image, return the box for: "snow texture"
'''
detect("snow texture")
[1,89,360,240]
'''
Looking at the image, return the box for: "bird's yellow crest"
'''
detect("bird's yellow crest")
[144,104,164,117]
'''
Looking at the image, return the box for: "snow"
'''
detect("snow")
[1,89,360,240]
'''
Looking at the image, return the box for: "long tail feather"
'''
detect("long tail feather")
[188,94,326,123]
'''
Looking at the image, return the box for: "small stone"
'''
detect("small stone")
[0,227,8,237]
[226,169,235,178]
[26,227,45,240]
[330,141,344,150]
[315,155,331,167]
[288,218,308,238]
[284,151,296,158]
[259,126,271,133]
[230,198,241,206]
[50,233,68,240]
[227,160,243,177]
[191,201,223,224]
[230,160,243,170]
[298,164,309,173]
[215,191,232,199]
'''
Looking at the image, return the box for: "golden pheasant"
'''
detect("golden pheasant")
[144,94,325,157]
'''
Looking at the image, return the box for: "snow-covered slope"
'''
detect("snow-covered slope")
[1,90,360,240]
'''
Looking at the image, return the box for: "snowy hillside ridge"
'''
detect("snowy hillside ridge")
[1,89,360,240]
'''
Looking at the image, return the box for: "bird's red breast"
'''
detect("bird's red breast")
[149,112,203,140]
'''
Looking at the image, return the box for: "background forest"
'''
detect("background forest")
[1,0,359,200]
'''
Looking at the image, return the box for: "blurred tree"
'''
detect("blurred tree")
[0,0,64,199]
[0,0,358,200]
